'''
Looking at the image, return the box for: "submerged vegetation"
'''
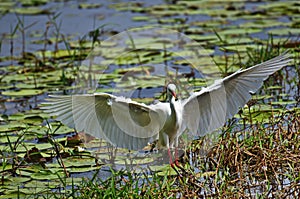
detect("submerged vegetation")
[0,0,300,198]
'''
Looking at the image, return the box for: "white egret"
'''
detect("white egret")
[42,52,291,164]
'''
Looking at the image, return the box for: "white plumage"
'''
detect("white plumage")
[42,52,291,151]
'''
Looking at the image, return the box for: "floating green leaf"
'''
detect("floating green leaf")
[2,89,43,97]
[78,3,102,9]
[12,7,51,15]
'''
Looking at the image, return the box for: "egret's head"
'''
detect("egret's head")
[167,84,177,99]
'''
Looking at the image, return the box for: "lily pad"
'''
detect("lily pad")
[0,192,26,199]
[48,157,96,168]
[0,122,27,133]
[78,3,102,9]
[150,164,179,176]
[0,135,20,143]
[218,28,262,36]
[2,89,44,97]
[5,176,31,185]
[0,2,16,13]
[268,28,300,36]
[132,16,152,22]
[31,170,65,180]
[12,7,51,15]
[19,0,48,7]
[69,166,102,173]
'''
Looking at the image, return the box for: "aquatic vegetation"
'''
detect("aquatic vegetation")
[0,0,299,198]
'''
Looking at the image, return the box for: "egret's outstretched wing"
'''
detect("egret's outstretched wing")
[42,93,168,150]
[42,94,110,142]
[182,52,291,136]
[93,93,167,150]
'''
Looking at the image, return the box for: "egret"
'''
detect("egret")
[42,52,291,165]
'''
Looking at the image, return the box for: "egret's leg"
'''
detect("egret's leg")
[163,133,173,164]
[174,137,180,167]
[169,138,183,176]
[168,148,173,165]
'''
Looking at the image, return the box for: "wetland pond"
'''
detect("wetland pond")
[0,0,299,198]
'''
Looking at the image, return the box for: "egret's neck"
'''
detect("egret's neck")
[168,95,176,113]
[168,95,178,132]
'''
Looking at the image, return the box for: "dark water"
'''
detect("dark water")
[0,0,166,57]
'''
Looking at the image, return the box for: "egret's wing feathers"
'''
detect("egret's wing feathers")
[183,52,291,136]
[42,93,166,150]
[94,94,165,150]
[42,95,107,141]
[42,95,75,128]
